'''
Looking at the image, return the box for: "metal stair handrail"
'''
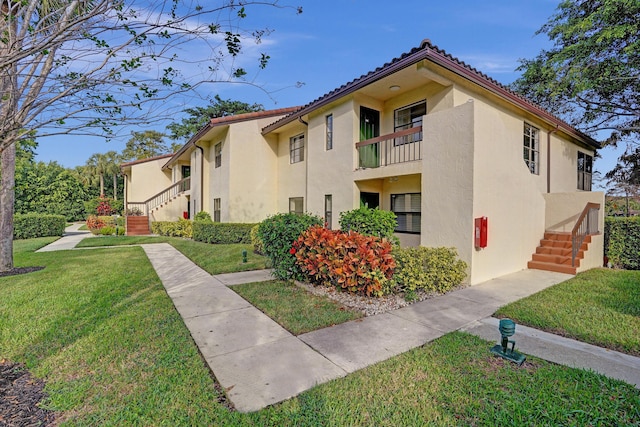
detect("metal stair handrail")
[126,176,190,216]
[571,202,600,267]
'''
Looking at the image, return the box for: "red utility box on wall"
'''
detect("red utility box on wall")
[475,216,488,248]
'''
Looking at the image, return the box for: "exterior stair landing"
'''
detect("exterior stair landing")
[528,232,591,275]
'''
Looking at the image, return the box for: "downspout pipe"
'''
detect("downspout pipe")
[547,125,559,193]
[195,144,204,214]
[298,117,309,212]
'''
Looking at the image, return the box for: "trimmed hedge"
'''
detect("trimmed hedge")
[605,216,640,270]
[192,222,256,244]
[392,246,467,293]
[250,224,264,254]
[151,219,193,238]
[339,206,397,240]
[14,213,66,239]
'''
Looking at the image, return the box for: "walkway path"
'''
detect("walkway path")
[36,222,93,252]
[38,228,640,413]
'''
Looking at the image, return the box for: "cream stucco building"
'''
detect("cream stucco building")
[122,40,604,285]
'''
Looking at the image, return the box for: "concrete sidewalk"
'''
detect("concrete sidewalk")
[142,243,347,412]
[462,317,640,388]
[37,232,640,412]
[139,243,640,412]
[36,222,94,252]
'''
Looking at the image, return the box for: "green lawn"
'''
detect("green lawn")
[1,239,638,425]
[77,235,267,275]
[233,280,363,334]
[496,268,640,356]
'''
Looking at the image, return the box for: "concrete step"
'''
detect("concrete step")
[532,253,581,267]
[544,232,571,241]
[527,260,576,275]
[536,246,572,256]
[540,239,572,249]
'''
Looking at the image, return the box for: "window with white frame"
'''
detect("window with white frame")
[326,114,333,150]
[290,134,304,163]
[391,193,421,233]
[289,197,304,215]
[523,123,539,174]
[324,195,332,229]
[214,142,222,168]
[394,100,426,146]
[577,151,593,191]
[213,198,221,222]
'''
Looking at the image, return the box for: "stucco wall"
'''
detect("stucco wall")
[470,100,546,284]
[227,119,279,222]
[421,102,475,281]
[422,99,549,285]
[305,99,358,226]
[125,158,173,203]
[149,194,188,222]
[549,137,597,193]
[276,122,308,214]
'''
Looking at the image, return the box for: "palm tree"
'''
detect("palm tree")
[104,150,121,200]
[85,153,109,197]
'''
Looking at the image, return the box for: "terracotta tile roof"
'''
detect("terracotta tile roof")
[208,107,301,126]
[262,39,599,149]
[120,153,174,168]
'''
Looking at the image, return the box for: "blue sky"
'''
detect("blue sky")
[35,0,623,184]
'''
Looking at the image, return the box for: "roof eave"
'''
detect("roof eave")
[261,44,600,150]
[423,50,601,150]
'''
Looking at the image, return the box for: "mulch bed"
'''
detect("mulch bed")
[0,360,57,427]
[0,267,44,278]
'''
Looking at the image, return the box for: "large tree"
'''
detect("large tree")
[15,161,88,221]
[512,0,639,144]
[85,153,110,197]
[605,147,640,216]
[0,1,301,271]
[121,130,170,161]
[166,94,264,142]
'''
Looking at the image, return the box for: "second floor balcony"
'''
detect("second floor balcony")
[356,126,422,169]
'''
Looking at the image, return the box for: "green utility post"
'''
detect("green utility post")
[490,318,526,366]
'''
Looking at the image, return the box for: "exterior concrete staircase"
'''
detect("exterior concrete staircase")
[527,232,591,275]
[126,216,150,236]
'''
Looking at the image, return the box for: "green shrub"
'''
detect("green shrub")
[13,213,66,239]
[339,207,398,243]
[194,211,213,222]
[250,224,264,254]
[85,197,123,217]
[192,222,255,244]
[258,213,323,280]
[605,216,640,270]
[100,226,115,236]
[151,219,193,238]
[392,246,467,293]
[86,215,105,234]
[293,226,396,296]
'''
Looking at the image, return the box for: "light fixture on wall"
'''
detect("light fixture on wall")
[389,177,399,182]
[389,85,401,91]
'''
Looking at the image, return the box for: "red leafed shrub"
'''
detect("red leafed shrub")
[292,225,396,297]
[96,198,114,216]
[86,215,106,234]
